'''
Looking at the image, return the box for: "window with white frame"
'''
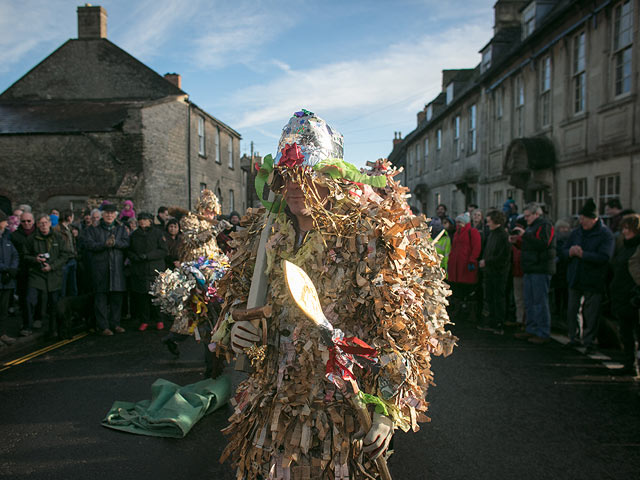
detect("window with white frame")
[493,190,503,208]
[408,145,414,172]
[198,116,206,156]
[468,104,477,152]
[229,189,235,212]
[573,32,586,114]
[540,56,552,127]
[434,193,441,212]
[597,174,621,214]
[423,137,429,172]
[522,3,536,38]
[446,83,454,105]
[436,128,442,168]
[416,143,422,174]
[453,115,461,159]
[493,88,503,147]
[426,105,433,121]
[482,47,492,72]
[515,75,525,137]
[613,1,633,96]
[216,187,223,210]
[227,134,233,168]
[568,178,588,216]
[214,127,220,163]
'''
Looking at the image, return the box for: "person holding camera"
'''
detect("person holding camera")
[22,213,70,337]
[610,214,640,375]
[82,203,130,336]
[0,211,19,346]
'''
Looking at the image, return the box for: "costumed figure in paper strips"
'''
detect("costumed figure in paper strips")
[212,110,456,479]
[150,190,229,375]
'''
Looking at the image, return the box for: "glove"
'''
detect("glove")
[362,412,394,460]
[105,235,116,247]
[230,321,261,354]
[467,262,476,271]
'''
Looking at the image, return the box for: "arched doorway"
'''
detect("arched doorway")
[504,136,556,208]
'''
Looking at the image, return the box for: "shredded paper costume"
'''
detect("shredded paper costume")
[212,110,456,479]
[150,190,229,337]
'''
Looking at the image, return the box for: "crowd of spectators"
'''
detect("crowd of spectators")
[0,200,241,345]
[433,197,640,376]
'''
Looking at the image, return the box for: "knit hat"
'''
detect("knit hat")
[430,217,443,236]
[579,198,598,218]
[455,212,470,225]
[137,212,154,221]
[102,203,117,212]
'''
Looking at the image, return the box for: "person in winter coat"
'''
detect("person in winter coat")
[478,210,511,333]
[507,217,526,327]
[82,203,130,336]
[563,199,615,353]
[23,213,70,337]
[609,214,640,375]
[430,217,451,273]
[58,209,78,297]
[119,200,136,222]
[163,219,182,269]
[515,202,556,344]
[11,212,36,333]
[128,212,168,331]
[0,211,19,346]
[448,212,482,319]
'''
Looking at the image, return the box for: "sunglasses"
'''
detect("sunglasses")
[20,220,33,223]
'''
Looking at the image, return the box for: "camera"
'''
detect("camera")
[38,253,50,260]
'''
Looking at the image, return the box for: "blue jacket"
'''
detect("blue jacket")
[563,219,614,292]
[0,229,19,289]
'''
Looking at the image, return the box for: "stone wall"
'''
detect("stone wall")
[0,112,144,213]
[140,98,189,212]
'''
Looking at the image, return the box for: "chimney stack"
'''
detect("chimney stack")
[393,132,403,147]
[164,73,182,89]
[77,4,107,39]
[493,0,527,34]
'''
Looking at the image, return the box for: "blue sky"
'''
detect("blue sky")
[0,0,495,167]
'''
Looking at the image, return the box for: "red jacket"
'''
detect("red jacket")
[448,223,482,284]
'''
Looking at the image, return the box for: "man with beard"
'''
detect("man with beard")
[82,203,130,336]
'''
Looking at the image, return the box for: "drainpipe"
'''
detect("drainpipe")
[186,102,192,209]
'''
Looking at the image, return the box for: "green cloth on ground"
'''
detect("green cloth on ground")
[101,375,231,438]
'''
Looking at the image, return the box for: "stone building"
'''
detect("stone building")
[391,0,640,222]
[0,5,244,215]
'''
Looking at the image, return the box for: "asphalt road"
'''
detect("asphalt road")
[1,319,639,480]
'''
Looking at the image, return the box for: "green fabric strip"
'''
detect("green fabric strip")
[101,375,231,438]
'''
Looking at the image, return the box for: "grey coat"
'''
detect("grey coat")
[81,220,130,293]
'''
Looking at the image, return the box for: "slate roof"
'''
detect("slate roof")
[0,101,134,134]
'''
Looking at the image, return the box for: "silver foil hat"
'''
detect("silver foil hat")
[274,109,344,168]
